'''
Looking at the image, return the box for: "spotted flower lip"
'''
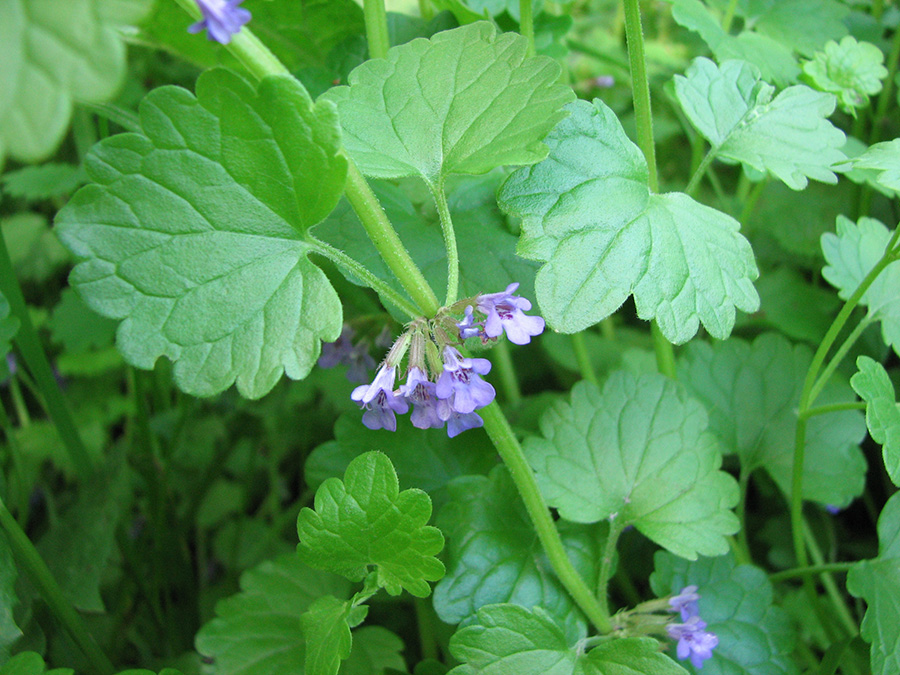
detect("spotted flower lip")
[188,0,251,44]
[435,346,495,414]
[667,616,718,669]
[400,367,444,430]
[351,365,408,431]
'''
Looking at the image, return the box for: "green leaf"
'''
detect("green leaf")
[305,413,496,511]
[847,492,900,675]
[1,163,85,201]
[498,99,758,340]
[433,466,603,635]
[525,373,740,559]
[302,595,356,675]
[821,216,900,355]
[802,36,887,116]
[742,0,849,57]
[2,213,70,283]
[322,22,574,184]
[0,652,73,675]
[0,0,151,167]
[55,69,347,399]
[851,356,900,486]
[651,551,798,675]
[448,604,686,675]
[675,57,846,190]
[195,553,352,675]
[849,139,900,193]
[339,626,406,675]
[47,288,117,354]
[750,267,840,344]
[297,451,445,597]
[678,333,867,507]
[0,533,22,662]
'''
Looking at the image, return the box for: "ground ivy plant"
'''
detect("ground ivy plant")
[0,0,898,673]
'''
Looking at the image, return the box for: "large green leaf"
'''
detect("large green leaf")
[801,37,888,116]
[55,69,347,399]
[674,58,846,190]
[851,356,900,486]
[195,554,351,675]
[524,373,740,559]
[448,604,686,675]
[322,22,574,185]
[821,216,900,355]
[677,333,867,507]
[0,0,151,168]
[498,99,758,340]
[847,493,900,675]
[651,551,798,675]
[0,533,21,662]
[297,452,445,597]
[433,466,602,636]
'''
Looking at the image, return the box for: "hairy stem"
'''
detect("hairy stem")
[571,332,599,386]
[768,562,854,583]
[364,0,391,60]
[429,180,460,305]
[493,340,522,407]
[597,521,623,616]
[519,0,536,57]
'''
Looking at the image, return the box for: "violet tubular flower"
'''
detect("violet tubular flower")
[669,585,700,621]
[351,365,408,432]
[477,282,545,345]
[400,367,444,430]
[667,616,718,669]
[435,346,495,414]
[188,0,251,44]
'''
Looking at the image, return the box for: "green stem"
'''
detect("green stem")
[623,0,658,193]
[363,0,391,60]
[519,0,536,57]
[0,498,115,675]
[8,375,30,427]
[81,102,141,134]
[173,0,289,79]
[414,597,439,661]
[307,237,420,318]
[871,24,900,145]
[685,148,715,197]
[597,522,623,616]
[802,520,859,637]
[0,237,93,478]
[571,332,599,386]
[429,180,460,305]
[769,562,855,583]
[418,0,434,20]
[479,402,612,633]
[492,340,522,407]
[721,0,740,32]
[872,0,884,20]
[802,401,868,419]
[808,317,873,405]
[344,160,440,316]
[650,322,676,379]
[738,179,767,227]
[0,399,28,519]
[564,39,631,72]
[735,468,752,562]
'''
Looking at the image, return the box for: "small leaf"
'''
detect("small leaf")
[802,37,888,115]
[851,356,900,486]
[47,288,117,354]
[297,452,445,597]
[675,57,846,190]
[433,466,603,635]
[499,98,758,340]
[0,652,73,675]
[2,213,70,283]
[322,22,574,184]
[847,492,900,675]
[821,216,900,355]
[678,333,867,507]
[0,0,152,167]
[0,533,22,662]
[448,604,685,675]
[651,551,799,675]
[55,69,347,398]
[525,373,740,560]
[302,596,356,675]
[195,554,351,675]
[849,139,900,193]
[1,163,85,201]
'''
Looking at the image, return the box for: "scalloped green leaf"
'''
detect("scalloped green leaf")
[433,466,603,636]
[675,57,846,190]
[302,595,357,675]
[847,492,900,675]
[0,163,85,201]
[498,98,758,340]
[678,333,867,507]
[0,0,152,168]
[297,452,445,597]
[802,37,888,115]
[448,604,686,675]
[822,216,900,355]
[651,551,798,675]
[195,553,351,675]
[55,68,347,399]
[322,21,574,184]
[850,139,900,193]
[851,356,900,486]
[524,372,740,560]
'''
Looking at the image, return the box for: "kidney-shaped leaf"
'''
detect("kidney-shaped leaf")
[55,69,347,399]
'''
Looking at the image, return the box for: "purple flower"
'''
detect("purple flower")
[435,347,495,414]
[351,365,408,431]
[443,408,484,438]
[399,368,444,430]
[319,326,376,383]
[825,504,842,515]
[667,616,718,669]
[188,0,251,44]
[457,306,483,340]
[669,585,700,621]
[477,283,545,345]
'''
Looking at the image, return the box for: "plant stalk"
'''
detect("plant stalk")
[364,0,391,60]
[429,180,460,305]
[519,0,536,57]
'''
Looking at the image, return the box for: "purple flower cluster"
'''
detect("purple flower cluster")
[188,0,251,44]
[351,347,495,437]
[318,325,376,383]
[457,283,545,345]
[666,585,718,669]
